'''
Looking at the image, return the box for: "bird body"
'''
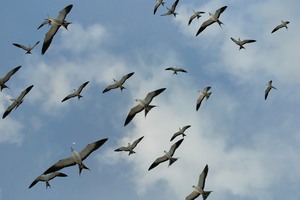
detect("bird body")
[196,86,211,111]
[115,136,144,155]
[62,81,89,102]
[12,41,40,54]
[102,72,134,93]
[271,20,290,33]
[230,37,256,50]
[0,65,21,91]
[165,67,187,74]
[29,172,67,189]
[265,80,276,100]
[170,125,191,141]
[161,0,179,17]
[196,6,227,36]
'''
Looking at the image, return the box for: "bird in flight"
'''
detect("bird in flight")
[124,88,166,126]
[102,72,134,93]
[230,37,256,50]
[196,86,211,111]
[165,67,187,74]
[29,172,68,189]
[43,138,108,175]
[148,138,184,171]
[114,136,144,155]
[188,10,205,26]
[161,0,179,17]
[170,125,191,141]
[196,6,227,36]
[0,65,22,91]
[265,80,276,100]
[271,20,290,33]
[2,85,34,119]
[185,164,212,200]
[12,41,40,54]
[61,81,89,102]
[40,4,73,54]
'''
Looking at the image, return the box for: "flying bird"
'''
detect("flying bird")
[271,20,290,33]
[114,136,144,155]
[102,72,134,93]
[124,88,166,126]
[230,37,256,50]
[0,65,22,91]
[29,172,68,189]
[43,138,108,175]
[196,86,211,111]
[154,0,165,15]
[161,0,179,17]
[148,138,184,171]
[12,41,40,54]
[61,81,89,102]
[40,4,73,54]
[165,67,187,74]
[2,85,34,119]
[196,6,227,36]
[188,10,205,26]
[185,164,212,200]
[170,125,191,141]
[265,80,276,100]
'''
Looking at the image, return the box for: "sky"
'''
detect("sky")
[0,0,299,199]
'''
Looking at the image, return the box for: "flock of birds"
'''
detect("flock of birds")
[1,1,291,200]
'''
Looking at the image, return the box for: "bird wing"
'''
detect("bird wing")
[77,81,89,94]
[12,43,28,51]
[29,176,42,188]
[241,39,256,45]
[43,156,76,174]
[196,18,214,36]
[182,125,191,132]
[188,15,196,25]
[271,24,284,33]
[1,66,22,83]
[57,4,73,21]
[265,85,271,100]
[114,146,129,152]
[61,92,77,102]
[165,67,175,71]
[214,6,227,18]
[79,138,108,160]
[153,2,161,14]
[32,41,40,49]
[49,171,68,179]
[144,88,166,104]
[196,93,205,111]
[198,164,209,189]
[37,19,50,30]
[119,72,134,85]
[170,132,180,141]
[131,136,144,149]
[124,104,145,126]
[41,24,60,54]
[230,37,239,45]
[170,0,179,11]
[2,101,18,119]
[102,83,119,93]
[178,68,187,73]
[148,155,168,170]
[168,138,184,156]
[185,190,200,200]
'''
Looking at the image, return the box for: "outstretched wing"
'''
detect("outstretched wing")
[79,138,108,160]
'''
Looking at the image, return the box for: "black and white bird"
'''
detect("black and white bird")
[40,4,73,54]
[124,88,166,126]
[170,125,191,141]
[114,136,144,155]
[165,67,187,74]
[265,80,276,100]
[188,10,205,26]
[230,37,256,50]
[0,65,21,91]
[196,86,211,111]
[185,165,212,200]
[43,138,108,175]
[102,72,134,93]
[148,138,184,171]
[161,0,179,17]
[271,20,290,33]
[61,81,89,102]
[196,6,227,36]
[2,85,34,119]
[12,41,40,54]
[154,0,165,15]
[29,172,68,189]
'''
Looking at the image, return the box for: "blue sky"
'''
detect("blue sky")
[0,0,299,199]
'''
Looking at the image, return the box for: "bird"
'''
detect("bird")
[170,125,191,141]
[114,136,144,155]
[265,80,276,100]
[154,0,165,15]
[161,0,179,17]
[43,138,108,175]
[148,138,184,171]
[185,164,212,200]
[2,85,34,119]
[230,37,256,50]
[271,20,290,33]
[165,67,187,74]
[29,172,68,189]
[40,4,73,54]
[196,6,227,36]
[0,65,22,91]
[124,88,166,126]
[12,41,40,54]
[188,10,205,26]
[102,72,134,93]
[196,86,211,111]
[61,81,89,102]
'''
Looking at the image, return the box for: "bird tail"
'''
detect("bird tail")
[62,21,72,30]
[202,191,212,200]
[128,150,136,155]
[239,45,245,50]
[79,163,90,175]
[173,13,178,17]
[217,20,224,28]
[145,105,157,117]
[168,157,178,166]
[206,92,212,99]
[0,84,8,91]
[78,94,83,100]
[120,85,126,91]
[46,181,51,189]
